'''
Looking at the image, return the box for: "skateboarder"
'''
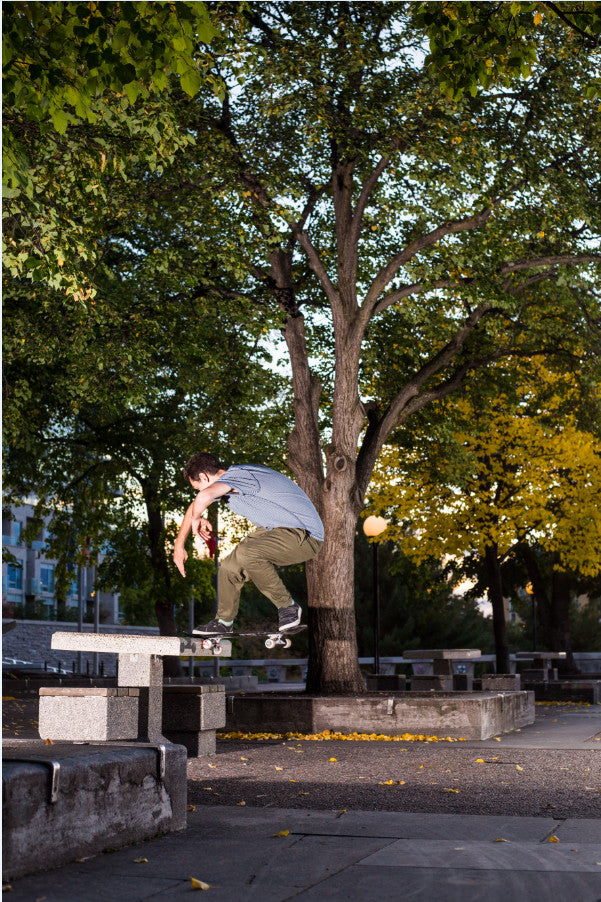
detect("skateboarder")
[173,453,324,635]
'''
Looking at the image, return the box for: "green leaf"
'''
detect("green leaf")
[51,109,70,134]
[180,68,202,96]
[124,81,140,104]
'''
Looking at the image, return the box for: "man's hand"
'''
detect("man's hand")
[173,544,188,577]
[192,517,213,541]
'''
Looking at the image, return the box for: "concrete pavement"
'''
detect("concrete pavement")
[4,805,601,901]
[3,701,601,901]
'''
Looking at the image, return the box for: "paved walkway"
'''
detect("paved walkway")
[3,702,601,901]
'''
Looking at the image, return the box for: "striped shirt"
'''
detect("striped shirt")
[218,464,324,541]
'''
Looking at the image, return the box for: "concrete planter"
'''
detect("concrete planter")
[225,691,535,741]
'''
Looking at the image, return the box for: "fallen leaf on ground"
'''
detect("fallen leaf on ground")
[494,839,510,843]
[329,757,337,762]
[133,858,148,863]
[273,830,290,838]
[549,836,560,843]
[187,805,196,812]
[237,801,246,806]
[475,759,485,764]
[444,788,460,793]
[190,877,211,890]
[378,780,395,785]
[516,765,524,771]
[275,766,283,771]
[45,738,53,745]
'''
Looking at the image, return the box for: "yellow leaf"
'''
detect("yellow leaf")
[475,758,485,763]
[534,11,543,24]
[444,788,460,793]
[378,780,395,785]
[190,877,211,890]
[133,857,148,863]
[494,839,510,843]
[516,765,524,771]
[45,738,53,745]
[329,758,337,762]
[397,780,406,785]
[275,766,283,771]
[237,801,246,806]
[273,830,290,838]
[549,836,560,843]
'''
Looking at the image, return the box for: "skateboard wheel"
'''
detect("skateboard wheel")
[282,637,292,649]
[213,644,223,656]
[265,637,276,649]
[202,639,213,650]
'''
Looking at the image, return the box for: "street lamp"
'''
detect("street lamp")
[363,515,388,677]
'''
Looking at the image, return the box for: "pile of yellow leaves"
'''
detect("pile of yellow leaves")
[217,730,466,742]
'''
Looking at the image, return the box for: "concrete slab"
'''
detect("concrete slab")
[292,810,564,841]
[358,837,601,871]
[461,708,601,750]
[292,866,601,902]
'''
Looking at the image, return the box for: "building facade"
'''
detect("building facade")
[2,501,120,624]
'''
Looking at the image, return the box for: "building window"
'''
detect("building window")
[7,564,23,590]
[40,565,55,593]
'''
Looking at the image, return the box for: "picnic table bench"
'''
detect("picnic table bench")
[404,649,482,690]
[514,651,567,682]
[38,632,230,750]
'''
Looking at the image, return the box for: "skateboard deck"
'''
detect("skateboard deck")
[186,624,306,652]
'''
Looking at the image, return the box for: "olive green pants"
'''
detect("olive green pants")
[217,527,323,622]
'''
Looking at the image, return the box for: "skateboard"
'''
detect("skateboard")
[188,624,306,654]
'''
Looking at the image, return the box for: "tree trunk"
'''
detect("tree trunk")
[484,543,510,673]
[144,484,181,677]
[304,508,365,693]
[550,569,575,672]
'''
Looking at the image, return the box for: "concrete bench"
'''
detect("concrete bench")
[404,649,481,691]
[515,652,567,682]
[40,632,229,745]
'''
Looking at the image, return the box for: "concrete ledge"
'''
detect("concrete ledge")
[225,691,535,740]
[2,740,187,880]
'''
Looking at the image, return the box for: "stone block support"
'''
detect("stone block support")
[38,688,139,742]
[162,685,226,757]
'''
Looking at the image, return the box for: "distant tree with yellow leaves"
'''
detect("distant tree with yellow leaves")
[369,365,601,671]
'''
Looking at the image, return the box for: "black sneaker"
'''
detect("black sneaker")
[192,618,234,636]
[278,602,302,632]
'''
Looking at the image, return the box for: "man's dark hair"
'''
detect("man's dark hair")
[183,452,225,482]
